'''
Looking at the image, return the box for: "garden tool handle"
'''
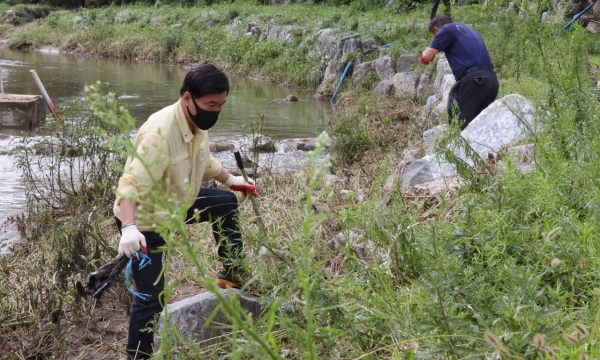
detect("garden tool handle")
[233,150,267,235]
[234,151,249,182]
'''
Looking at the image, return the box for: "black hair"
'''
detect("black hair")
[429,15,453,34]
[180,63,229,98]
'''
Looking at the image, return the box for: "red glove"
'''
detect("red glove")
[420,54,431,65]
[224,175,259,198]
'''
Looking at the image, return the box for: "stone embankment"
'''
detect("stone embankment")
[215,0,599,102]
[317,56,539,271]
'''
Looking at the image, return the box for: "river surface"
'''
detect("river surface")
[0,48,332,253]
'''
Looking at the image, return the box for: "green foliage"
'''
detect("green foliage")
[331,113,373,165]
[356,67,378,90]
[247,40,284,68]
[389,0,428,13]
[5,1,600,358]
[227,8,239,19]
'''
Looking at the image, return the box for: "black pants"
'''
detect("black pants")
[116,187,242,359]
[447,68,499,130]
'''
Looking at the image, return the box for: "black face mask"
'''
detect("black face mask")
[187,97,220,130]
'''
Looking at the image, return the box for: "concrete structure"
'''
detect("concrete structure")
[0,94,46,129]
[154,289,262,350]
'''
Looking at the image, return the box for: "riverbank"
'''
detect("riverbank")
[3,1,600,359]
[1,3,422,90]
[0,2,593,101]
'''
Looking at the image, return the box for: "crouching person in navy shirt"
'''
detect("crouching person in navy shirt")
[420,15,499,130]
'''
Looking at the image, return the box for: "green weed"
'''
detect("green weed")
[3,0,600,358]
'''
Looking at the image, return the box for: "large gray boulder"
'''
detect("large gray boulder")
[423,125,447,155]
[420,74,455,126]
[587,21,600,33]
[267,24,298,43]
[401,154,457,188]
[404,94,535,188]
[320,36,338,53]
[438,74,456,111]
[420,94,441,122]
[225,17,246,36]
[374,80,395,96]
[317,28,337,53]
[316,36,373,98]
[153,290,262,350]
[396,54,419,73]
[316,28,333,39]
[343,37,373,53]
[416,73,435,98]
[266,24,282,40]
[392,72,421,97]
[352,61,373,87]
[433,58,453,94]
[373,56,396,81]
[459,94,535,161]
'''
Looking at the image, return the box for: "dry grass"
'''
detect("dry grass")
[0,160,380,358]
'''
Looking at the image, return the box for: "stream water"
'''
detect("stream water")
[0,48,332,253]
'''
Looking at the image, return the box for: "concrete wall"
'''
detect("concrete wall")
[0,94,46,129]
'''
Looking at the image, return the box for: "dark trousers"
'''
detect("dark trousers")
[116,187,242,359]
[447,68,499,130]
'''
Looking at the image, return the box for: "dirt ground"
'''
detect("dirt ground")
[0,274,207,359]
[63,279,207,359]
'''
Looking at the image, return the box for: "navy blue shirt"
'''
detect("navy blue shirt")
[429,23,493,80]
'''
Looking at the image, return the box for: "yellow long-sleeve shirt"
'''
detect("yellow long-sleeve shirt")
[113,99,223,231]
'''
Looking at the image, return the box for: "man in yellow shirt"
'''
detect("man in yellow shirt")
[112,64,258,359]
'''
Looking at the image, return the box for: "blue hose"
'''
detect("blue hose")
[563,1,597,30]
[379,41,398,49]
[330,60,353,104]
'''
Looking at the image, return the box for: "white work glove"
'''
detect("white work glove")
[118,225,147,259]
[223,175,259,198]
